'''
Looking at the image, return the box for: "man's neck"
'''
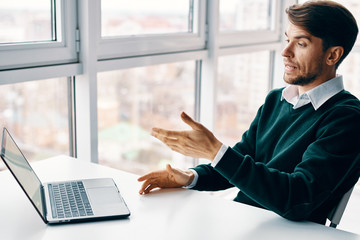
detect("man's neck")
[297,72,336,96]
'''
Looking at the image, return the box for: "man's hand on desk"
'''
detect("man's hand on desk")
[138,164,194,194]
[150,112,222,161]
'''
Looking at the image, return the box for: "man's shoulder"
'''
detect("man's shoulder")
[264,87,285,103]
[326,90,360,111]
[318,91,360,128]
[268,87,285,94]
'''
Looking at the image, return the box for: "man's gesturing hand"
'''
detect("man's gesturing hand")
[151,112,222,161]
[138,164,194,194]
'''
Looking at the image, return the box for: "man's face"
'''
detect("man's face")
[282,23,327,86]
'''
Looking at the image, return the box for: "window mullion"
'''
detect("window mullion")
[67,76,77,158]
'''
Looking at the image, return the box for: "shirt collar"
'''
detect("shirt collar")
[281,75,344,110]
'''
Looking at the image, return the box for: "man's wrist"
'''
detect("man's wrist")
[211,144,229,167]
[184,170,195,186]
[183,169,198,188]
[210,140,223,160]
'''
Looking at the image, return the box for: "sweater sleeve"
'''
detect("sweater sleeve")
[214,105,360,221]
[191,103,262,192]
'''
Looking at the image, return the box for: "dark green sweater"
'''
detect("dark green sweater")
[192,88,360,224]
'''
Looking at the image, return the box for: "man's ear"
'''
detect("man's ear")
[326,46,344,66]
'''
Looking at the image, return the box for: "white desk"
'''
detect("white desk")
[1,156,359,240]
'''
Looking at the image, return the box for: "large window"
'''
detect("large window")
[97,61,196,175]
[0,0,77,169]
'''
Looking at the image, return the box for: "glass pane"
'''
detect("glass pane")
[220,0,273,32]
[0,78,69,170]
[0,0,53,44]
[216,52,270,147]
[97,62,196,175]
[101,0,198,37]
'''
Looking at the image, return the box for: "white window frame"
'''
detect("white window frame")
[97,0,207,60]
[0,0,78,70]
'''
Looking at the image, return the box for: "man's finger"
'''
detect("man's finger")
[137,170,163,182]
[139,183,157,194]
[151,128,182,139]
[166,163,172,172]
[139,179,158,194]
[137,174,151,182]
[143,184,158,194]
[180,112,201,130]
[139,180,150,194]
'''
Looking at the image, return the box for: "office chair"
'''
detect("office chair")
[327,186,355,228]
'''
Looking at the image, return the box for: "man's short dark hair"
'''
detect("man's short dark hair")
[286,0,358,68]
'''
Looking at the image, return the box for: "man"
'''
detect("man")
[138,0,360,225]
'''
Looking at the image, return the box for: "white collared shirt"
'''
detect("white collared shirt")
[186,75,345,188]
[281,75,344,110]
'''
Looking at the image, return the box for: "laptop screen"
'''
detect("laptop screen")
[1,128,46,220]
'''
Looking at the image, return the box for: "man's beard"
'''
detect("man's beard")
[283,56,324,86]
[285,72,319,86]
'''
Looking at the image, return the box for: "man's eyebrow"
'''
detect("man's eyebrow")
[284,32,312,42]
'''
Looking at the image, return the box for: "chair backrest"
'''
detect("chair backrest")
[327,186,355,228]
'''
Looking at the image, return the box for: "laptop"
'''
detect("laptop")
[0,127,130,224]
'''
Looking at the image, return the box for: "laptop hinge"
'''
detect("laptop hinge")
[40,185,49,224]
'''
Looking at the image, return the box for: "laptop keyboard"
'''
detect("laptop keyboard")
[48,181,94,219]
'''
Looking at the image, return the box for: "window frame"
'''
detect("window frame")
[0,0,78,71]
[97,0,207,60]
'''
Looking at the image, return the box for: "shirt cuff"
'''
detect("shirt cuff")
[183,169,199,189]
[211,144,229,168]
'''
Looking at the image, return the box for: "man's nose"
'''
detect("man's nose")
[281,44,294,58]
